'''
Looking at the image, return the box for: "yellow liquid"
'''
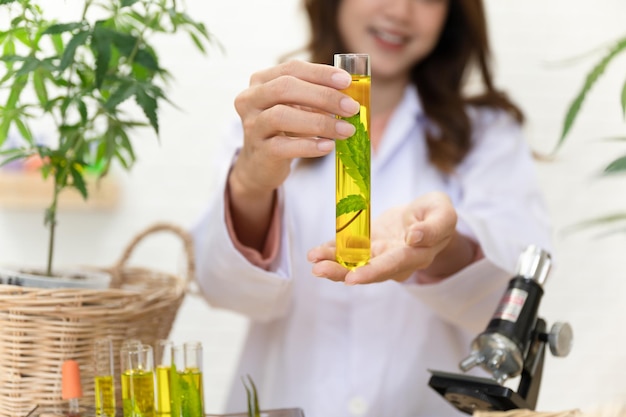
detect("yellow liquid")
[121,370,155,417]
[336,74,371,269]
[178,368,204,417]
[95,375,116,417]
[155,366,171,415]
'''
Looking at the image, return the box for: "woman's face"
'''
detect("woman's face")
[337,0,450,82]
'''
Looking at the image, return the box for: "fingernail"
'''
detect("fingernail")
[335,121,356,137]
[316,139,334,152]
[331,70,352,88]
[406,229,424,245]
[340,97,360,115]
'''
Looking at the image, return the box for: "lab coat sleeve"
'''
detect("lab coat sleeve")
[191,120,294,322]
[404,109,554,334]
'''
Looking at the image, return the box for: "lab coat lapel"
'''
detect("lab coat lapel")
[373,86,423,174]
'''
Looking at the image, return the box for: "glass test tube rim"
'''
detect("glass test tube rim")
[334,53,370,76]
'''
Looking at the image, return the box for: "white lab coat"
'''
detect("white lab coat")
[193,86,553,417]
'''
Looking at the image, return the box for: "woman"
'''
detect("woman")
[193,0,552,416]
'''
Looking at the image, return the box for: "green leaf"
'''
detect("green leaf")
[0,73,26,144]
[135,88,158,133]
[621,78,626,118]
[92,25,113,89]
[59,30,89,71]
[0,0,19,5]
[70,164,88,199]
[50,33,64,55]
[2,38,16,71]
[15,56,41,77]
[110,30,137,58]
[13,27,31,49]
[0,66,17,87]
[336,194,368,217]
[105,82,136,111]
[77,99,88,124]
[602,155,626,175]
[134,48,159,71]
[189,32,206,54]
[249,375,260,417]
[5,74,27,111]
[33,68,49,106]
[564,212,626,234]
[43,22,84,35]
[121,0,140,7]
[555,36,626,152]
[0,149,30,168]
[115,127,136,168]
[13,117,33,144]
[242,375,261,417]
[335,112,370,197]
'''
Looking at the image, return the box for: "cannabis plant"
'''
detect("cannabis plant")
[0,0,213,275]
[554,34,626,232]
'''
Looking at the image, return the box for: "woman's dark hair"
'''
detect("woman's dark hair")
[302,0,524,172]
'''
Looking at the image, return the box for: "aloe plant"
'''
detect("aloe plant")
[555,34,626,232]
[0,0,214,275]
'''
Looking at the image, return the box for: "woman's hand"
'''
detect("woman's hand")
[230,60,361,197]
[227,60,360,250]
[308,192,477,285]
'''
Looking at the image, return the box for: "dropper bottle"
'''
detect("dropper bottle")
[62,359,83,417]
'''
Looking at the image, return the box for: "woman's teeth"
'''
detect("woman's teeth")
[375,29,406,45]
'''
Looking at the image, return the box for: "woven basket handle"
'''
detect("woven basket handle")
[109,222,195,288]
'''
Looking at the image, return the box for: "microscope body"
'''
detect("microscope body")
[461,270,545,384]
[428,245,573,414]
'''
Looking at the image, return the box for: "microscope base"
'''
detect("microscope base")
[428,370,532,415]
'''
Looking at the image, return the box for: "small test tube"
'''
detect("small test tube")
[170,342,204,417]
[334,53,371,269]
[94,338,116,417]
[155,340,174,416]
[120,342,155,417]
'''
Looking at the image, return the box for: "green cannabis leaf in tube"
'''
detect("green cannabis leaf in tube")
[335,113,370,232]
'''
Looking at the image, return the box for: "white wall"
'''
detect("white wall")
[1,0,625,413]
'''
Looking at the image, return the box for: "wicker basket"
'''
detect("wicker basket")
[0,223,194,417]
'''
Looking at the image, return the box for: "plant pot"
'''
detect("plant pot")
[0,265,111,289]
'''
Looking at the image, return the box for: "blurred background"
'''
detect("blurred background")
[1,0,625,413]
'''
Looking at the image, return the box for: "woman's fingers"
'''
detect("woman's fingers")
[255,104,356,143]
[403,193,457,247]
[250,60,352,90]
[248,75,360,118]
[235,61,360,130]
[308,242,350,282]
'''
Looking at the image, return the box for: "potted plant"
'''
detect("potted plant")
[0,0,214,286]
[553,34,626,232]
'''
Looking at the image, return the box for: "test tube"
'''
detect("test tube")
[155,340,174,416]
[171,342,204,417]
[94,338,116,417]
[334,53,371,269]
[120,343,155,417]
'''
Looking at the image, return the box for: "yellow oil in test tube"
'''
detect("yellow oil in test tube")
[121,343,155,417]
[334,53,371,269]
[94,338,116,417]
[155,340,173,416]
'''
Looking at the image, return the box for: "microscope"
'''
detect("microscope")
[428,245,573,414]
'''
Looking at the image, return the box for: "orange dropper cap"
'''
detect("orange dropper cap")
[61,360,83,400]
